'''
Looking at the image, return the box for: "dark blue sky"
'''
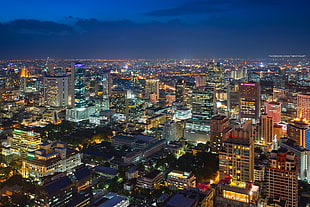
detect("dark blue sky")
[0,0,309,59]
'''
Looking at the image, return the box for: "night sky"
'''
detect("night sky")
[0,0,309,59]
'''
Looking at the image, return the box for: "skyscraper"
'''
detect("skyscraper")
[66,63,96,122]
[101,69,111,110]
[145,79,159,101]
[194,75,206,87]
[239,81,260,120]
[191,86,215,120]
[175,79,186,103]
[280,138,310,183]
[206,61,225,90]
[219,130,254,182]
[264,101,281,123]
[210,115,232,153]
[260,114,274,144]
[297,93,310,121]
[44,76,69,107]
[72,63,87,108]
[287,117,310,150]
[266,148,298,207]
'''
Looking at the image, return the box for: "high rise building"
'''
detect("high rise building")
[20,66,30,93]
[230,67,247,80]
[266,148,298,207]
[101,69,111,110]
[5,64,20,90]
[239,81,261,120]
[191,86,215,121]
[287,117,310,150]
[9,129,42,156]
[210,115,232,153]
[297,93,310,121]
[175,79,186,103]
[44,76,69,107]
[206,61,225,90]
[273,88,286,102]
[264,101,281,123]
[72,63,87,108]
[145,79,159,101]
[66,63,97,122]
[260,114,274,144]
[195,75,206,87]
[184,86,215,142]
[219,131,254,182]
[280,138,310,182]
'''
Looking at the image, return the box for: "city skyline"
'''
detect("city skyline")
[0,0,309,59]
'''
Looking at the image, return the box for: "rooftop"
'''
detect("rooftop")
[144,170,162,179]
[94,166,118,176]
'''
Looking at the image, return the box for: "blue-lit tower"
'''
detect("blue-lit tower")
[102,69,111,110]
[73,63,87,108]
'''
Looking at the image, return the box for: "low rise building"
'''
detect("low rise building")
[9,129,42,156]
[22,142,82,181]
[137,170,162,189]
[215,180,259,207]
[34,166,93,207]
[167,170,196,190]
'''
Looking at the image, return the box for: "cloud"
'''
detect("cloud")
[5,19,73,35]
[0,16,308,59]
[145,1,229,17]
[144,0,300,18]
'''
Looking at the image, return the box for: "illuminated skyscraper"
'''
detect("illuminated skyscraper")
[266,148,298,207]
[73,63,87,108]
[145,79,159,101]
[239,81,260,120]
[185,86,215,141]
[66,63,96,122]
[206,61,225,90]
[101,69,111,110]
[280,138,310,183]
[264,101,281,123]
[297,93,310,121]
[210,115,232,153]
[260,114,274,144]
[44,76,69,107]
[5,63,20,90]
[287,117,310,150]
[195,75,206,87]
[20,66,30,93]
[219,130,254,182]
[191,86,215,120]
[175,79,186,103]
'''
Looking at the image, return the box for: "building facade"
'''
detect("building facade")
[264,101,281,123]
[22,142,82,181]
[297,93,310,121]
[266,148,298,207]
[167,170,196,190]
[239,81,260,120]
[287,117,310,150]
[210,115,232,153]
[44,76,69,107]
[219,135,254,182]
[9,129,42,156]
